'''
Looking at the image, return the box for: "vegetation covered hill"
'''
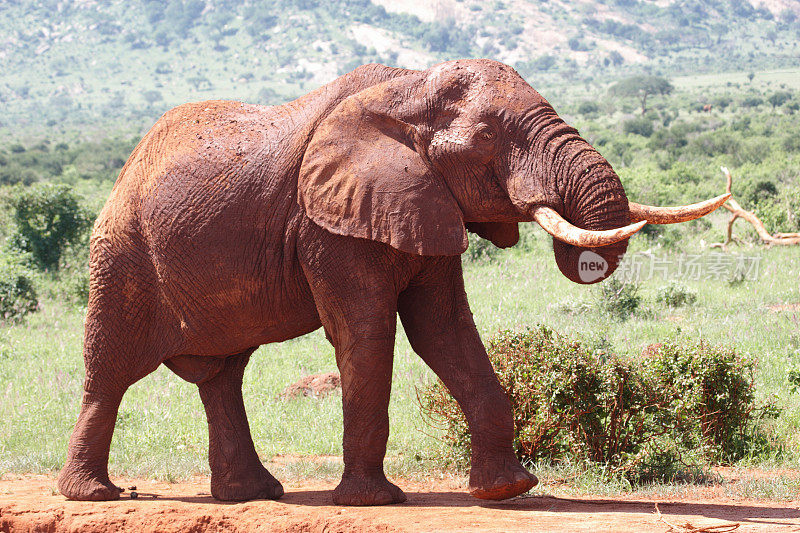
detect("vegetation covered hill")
[1,0,799,139]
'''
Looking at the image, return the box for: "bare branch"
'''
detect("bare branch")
[710,167,800,248]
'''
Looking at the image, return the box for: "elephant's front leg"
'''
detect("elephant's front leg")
[398,256,538,500]
[300,238,407,506]
[331,325,405,505]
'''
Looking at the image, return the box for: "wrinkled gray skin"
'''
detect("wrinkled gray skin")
[58,59,630,506]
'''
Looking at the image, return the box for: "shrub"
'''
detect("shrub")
[60,268,90,306]
[741,95,763,108]
[464,232,501,262]
[788,364,800,393]
[712,95,733,110]
[638,224,682,248]
[419,327,660,467]
[0,253,38,321]
[768,91,792,108]
[655,281,697,308]
[643,341,775,462]
[577,100,600,115]
[623,117,654,137]
[751,187,800,234]
[745,180,779,206]
[419,328,775,480]
[5,184,93,271]
[568,37,591,51]
[595,277,641,320]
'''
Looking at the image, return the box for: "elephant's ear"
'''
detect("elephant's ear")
[298,90,468,256]
[465,222,520,248]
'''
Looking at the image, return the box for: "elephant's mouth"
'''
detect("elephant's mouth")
[553,238,628,285]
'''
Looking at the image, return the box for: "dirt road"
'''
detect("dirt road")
[1,474,799,532]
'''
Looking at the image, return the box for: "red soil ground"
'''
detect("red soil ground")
[1,474,799,532]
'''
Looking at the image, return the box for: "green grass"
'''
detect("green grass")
[0,283,443,480]
[1,211,799,485]
[674,68,800,91]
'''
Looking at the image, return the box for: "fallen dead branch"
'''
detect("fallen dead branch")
[710,167,800,248]
[654,502,740,533]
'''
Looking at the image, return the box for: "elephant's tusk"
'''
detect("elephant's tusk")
[628,193,731,224]
[532,206,647,247]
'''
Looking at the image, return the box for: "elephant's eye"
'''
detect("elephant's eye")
[476,126,496,142]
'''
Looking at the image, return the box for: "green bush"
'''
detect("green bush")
[638,223,682,248]
[655,281,698,308]
[768,91,792,108]
[0,253,38,321]
[419,327,775,480]
[577,100,600,115]
[743,185,800,234]
[464,232,502,262]
[58,267,90,306]
[623,117,654,137]
[419,327,659,467]
[5,184,92,271]
[595,277,641,320]
[644,341,776,462]
[745,180,778,207]
[741,95,763,108]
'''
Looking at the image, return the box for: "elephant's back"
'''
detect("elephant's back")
[94,100,318,356]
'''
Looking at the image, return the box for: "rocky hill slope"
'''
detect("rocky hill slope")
[1,0,798,137]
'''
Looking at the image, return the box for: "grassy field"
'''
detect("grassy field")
[1,210,798,487]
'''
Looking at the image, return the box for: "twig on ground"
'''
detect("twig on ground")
[655,502,740,532]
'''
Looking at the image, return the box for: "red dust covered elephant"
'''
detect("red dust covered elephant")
[58,59,727,505]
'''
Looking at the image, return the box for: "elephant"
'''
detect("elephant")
[57,59,728,505]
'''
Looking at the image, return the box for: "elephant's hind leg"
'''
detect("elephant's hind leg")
[197,349,284,501]
[57,320,169,501]
[58,244,178,501]
[57,386,128,501]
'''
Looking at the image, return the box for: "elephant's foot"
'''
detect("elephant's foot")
[210,464,284,501]
[333,471,407,506]
[57,466,122,501]
[468,455,538,501]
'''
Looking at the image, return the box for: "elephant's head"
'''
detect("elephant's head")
[299,59,728,283]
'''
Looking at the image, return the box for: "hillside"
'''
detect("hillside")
[1,0,799,139]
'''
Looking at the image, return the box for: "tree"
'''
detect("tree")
[608,50,624,66]
[765,28,778,44]
[609,75,673,115]
[154,29,172,49]
[6,184,92,271]
[768,91,792,108]
[141,89,163,107]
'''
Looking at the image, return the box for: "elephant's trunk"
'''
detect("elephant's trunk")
[507,108,728,284]
[508,118,633,284]
[551,159,632,284]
